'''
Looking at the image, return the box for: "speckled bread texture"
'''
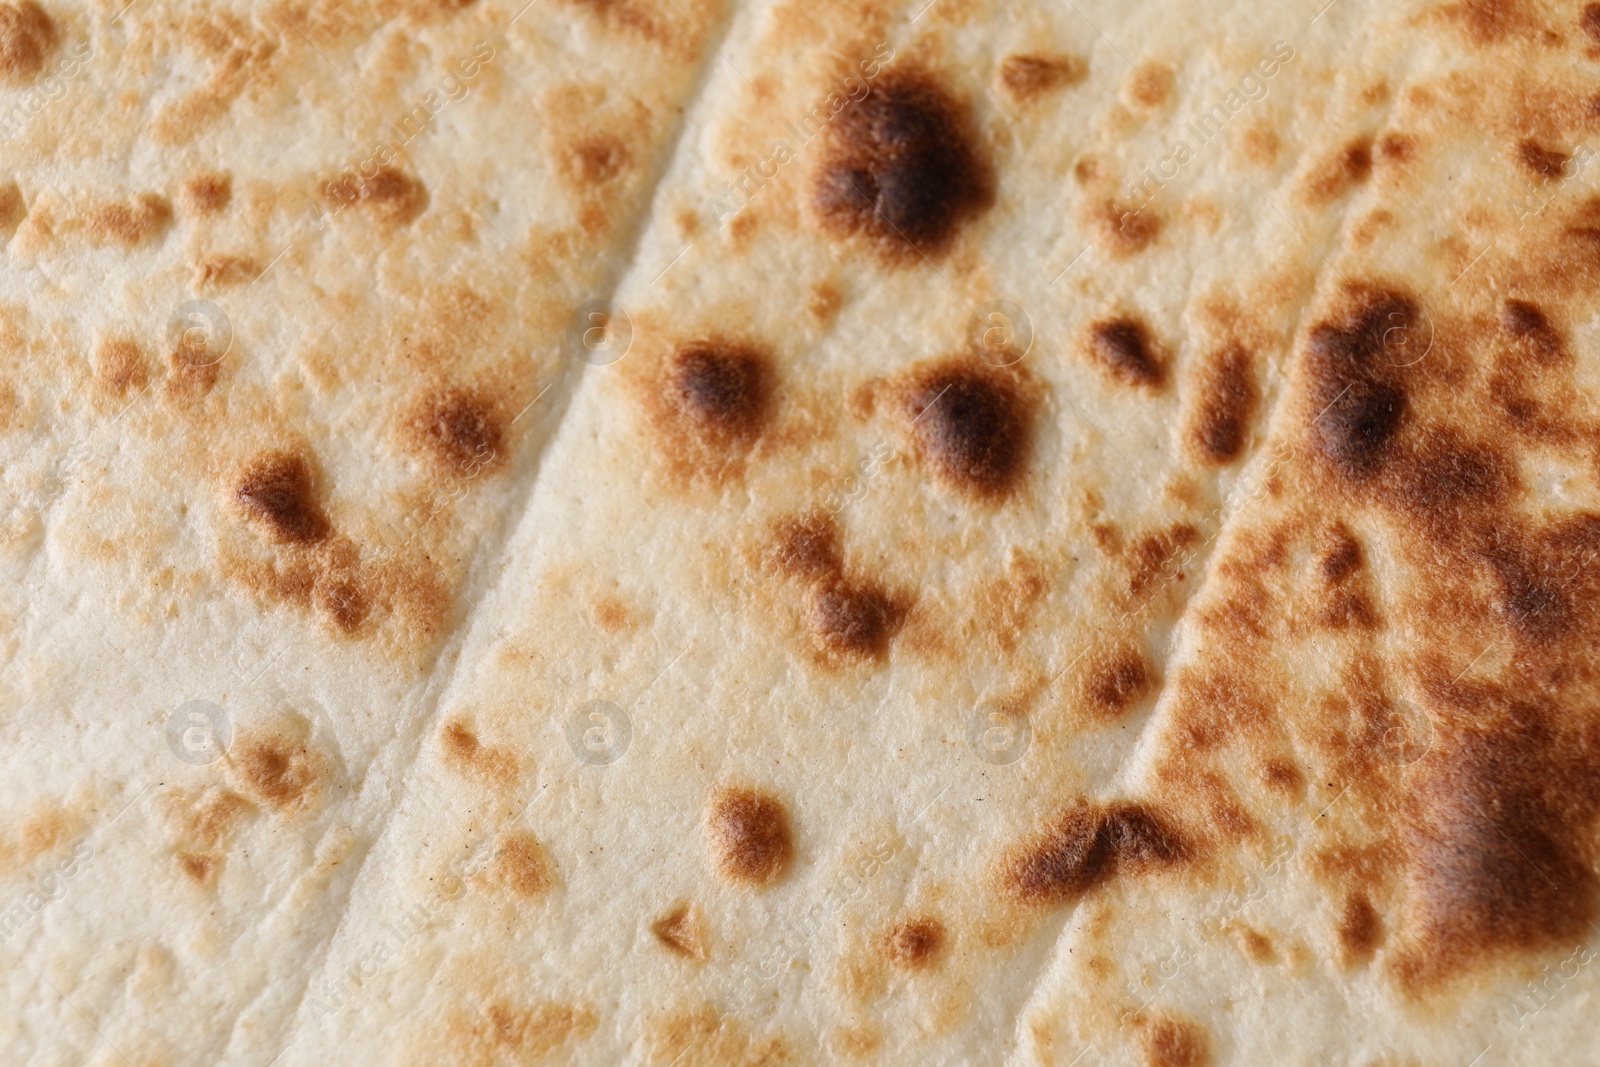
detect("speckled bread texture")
[5,0,1600,1063]
[0,0,716,1061]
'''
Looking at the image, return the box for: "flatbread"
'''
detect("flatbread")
[7,0,1600,1063]
[272,0,1393,1063]
[1020,4,1600,1062]
[0,0,715,1060]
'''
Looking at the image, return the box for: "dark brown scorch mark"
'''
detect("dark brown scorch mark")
[1337,893,1382,964]
[1189,343,1256,461]
[493,831,552,897]
[1500,298,1565,363]
[901,362,1032,498]
[1517,139,1570,182]
[182,172,232,214]
[233,730,319,809]
[765,512,908,661]
[884,916,946,968]
[407,386,506,477]
[706,787,792,887]
[1141,1015,1212,1067]
[996,53,1086,100]
[1389,428,1510,534]
[766,513,841,579]
[94,339,149,396]
[666,341,772,439]
[323,166,427,225]
[814,71,993,261]
[1395,721,1598,991]
[805,578,902,656]
[1479,513,1600,643]
[359,166,427,223]
[0,1,55,83]
[234,452,330,544]
[1304,137,1373,202]
[176,852,217,883]
[1084,649,1151,716]
[1304,289,1416,478]
[652,902,706,960]
[1319,525,1363,583]
[314,576,369,633]
[1003,800,1189,905]
[1089,316,1165,388]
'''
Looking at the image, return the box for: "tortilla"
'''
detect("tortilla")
[6,0,1600,1063]
[0,0,715,1060]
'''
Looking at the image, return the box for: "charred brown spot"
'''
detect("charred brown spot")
[1303,137,1374,202]
[234,452,330,544]
[350,166,426,224]
[805,578,900,656]
[1377,132,1416,162]
[1396,723,1597,991]
[1003,801,1188,905]
[1392,430,1510,530]
[1584,2,1600,43]
[1232,927,1272,962]
[665,341,771,438]
[1517,139,1570,182]
[0,2,55,83]
[173,788,251,848]
[1440,0,1534,43]
[1321,588,1377,629]
[1263,758,1304,793]
[1085,649,1150,715]
[884,916,945,968]
[440,721,517,784]
[767,513,840,579]
[1101,803,1189,868]
[1319,525,1363,582]
[1129,524,1199,597]
[705,787,792,887]
[902,363,1031,498]
[1094,198,1161,255]
[1140,1016,1211,1067]
[88,193,172,247]
[1089,317,1164,388]
[1337,893,1382,963]
[814,71,992,260]
[1479,515,1600,642]
[314,576,368,633]
[1127,61,1174,108]
[478,1000,598,1058]
[408,386,506,477]
[166,334,223,401]
[1189,344,1256,462]
[493,831,552,897]
[1304,290,1416,477]
[182,172,232,214]
[93,339,148,395]
[1006,804,1102,903]
[651,901,706,960]
[561,134,631,185]
[0,181,22,230]
[997,53,1086,100]
[234,732,317,808]
[1501,298,1565,363]
[176,852,217,883]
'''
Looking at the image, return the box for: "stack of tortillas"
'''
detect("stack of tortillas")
[3,0,1600,1063]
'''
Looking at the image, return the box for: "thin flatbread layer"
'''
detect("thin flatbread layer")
[0,0,717,1061]
[271,0,1415,1062]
